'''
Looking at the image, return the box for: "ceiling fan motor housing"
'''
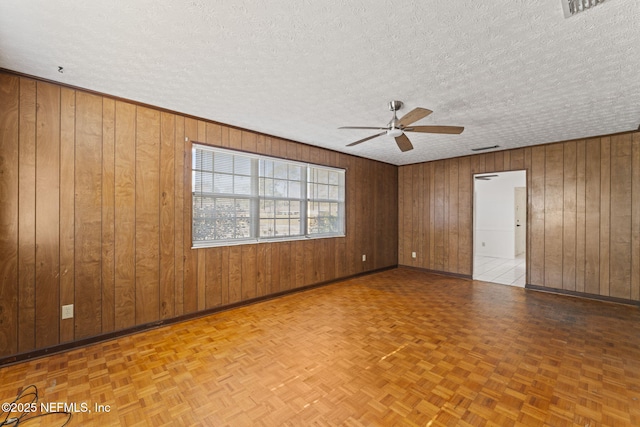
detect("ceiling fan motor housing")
[388,100,403,112]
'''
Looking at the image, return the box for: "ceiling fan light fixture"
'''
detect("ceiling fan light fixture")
[387,128,403,138]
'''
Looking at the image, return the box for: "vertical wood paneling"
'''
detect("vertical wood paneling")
[59,88,75,343]
[544,144,563,288]
[135,106,160,324]
[458,157,472,275]
[599,137,611,296]
[114,101,136,329]
[276,241,289,292]
[448,159,459,272]
[397,133,639,303]
[346,156,358,273]
[256,243,270,297]
[229,128,242,150]
[205,122,222,146]
[74,91,102,339]
[0,74,19,356]
[429,163,436,268]
[197,249,206,310]
[174,116,185,315]
[160,112,176,318]
[419,164,428,268]
[206,248,222,308]
[584,138,601,294]
[443,161,450,270]
[410,165,420,267]
[398,167,405,263]
[220,246,230,305]
[241,245,257,300]
[524,148,533,284]
[228,246,242,303]
[0,72,402,359]
[632,133,640,301]
[242,131,257,153]
[18,78,37,351]
[562,141,577,291]
[609,134,632,299]
[35,82,61,347]
[510,149,525,170]
[530,146,546,285]
[294,240,305,289]
[102,98,116,332]
[575,141,586,293]
[182,120,197,314]
[401,167,412,265]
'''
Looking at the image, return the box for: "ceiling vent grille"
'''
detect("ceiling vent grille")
[562,0,607,18]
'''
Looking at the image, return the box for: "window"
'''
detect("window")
[192,145,345,247]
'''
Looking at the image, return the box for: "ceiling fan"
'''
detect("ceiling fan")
[340,101,464,152]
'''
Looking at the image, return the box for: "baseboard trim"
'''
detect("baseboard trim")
[525,284,640,307]
[0,266,396,367]
[398,265,472,280]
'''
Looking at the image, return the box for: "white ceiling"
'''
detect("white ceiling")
[1,1,638,166]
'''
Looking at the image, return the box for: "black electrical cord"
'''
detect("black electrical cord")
[0,385,71,426]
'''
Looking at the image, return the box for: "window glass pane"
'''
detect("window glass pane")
[274,179,287,197]
[234,175,252,195]
[194,149,213,171]
[276,200,289,215]
[275,218,290,236]
[261,160,273,178]
[289,181,300,198]
[317,169,328,184]
[291,217,301,234]
[274,162,288,179]
[214,152,233,173]
[289,165,301,180]
[328,171,339,185]
[261,199,274,215]
[262,178,273,196]
[318,184,328,199]
[235,156,252,175]
[290,200,300,215]
[214,173,233,193]
[235,199,251,238]
[193,145,344,245]
[260,219,274,237]
[328,185,339,200]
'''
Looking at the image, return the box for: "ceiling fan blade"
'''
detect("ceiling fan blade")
[395,134,414,152]
[398,108,433,127]
[405,125,464,134]
[339,126,389,130]
[346,131,386,147]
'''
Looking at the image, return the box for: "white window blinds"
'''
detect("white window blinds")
[192,144,345,247]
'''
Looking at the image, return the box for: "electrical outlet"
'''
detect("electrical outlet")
[61,304,74,320]
[411,252,417,259]
[362,254,366,262]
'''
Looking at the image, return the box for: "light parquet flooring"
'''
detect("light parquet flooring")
[1,268,640,426]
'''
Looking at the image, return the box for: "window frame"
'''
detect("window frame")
[191,144,346,248]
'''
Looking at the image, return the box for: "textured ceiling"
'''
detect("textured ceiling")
[1,0,638,165]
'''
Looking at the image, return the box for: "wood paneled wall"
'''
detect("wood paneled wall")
[398,133,640,302]
[0,72,398,358]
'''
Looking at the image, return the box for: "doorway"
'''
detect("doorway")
[473,170,527,287]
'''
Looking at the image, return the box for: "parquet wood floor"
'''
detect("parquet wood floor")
[2,268,640,426]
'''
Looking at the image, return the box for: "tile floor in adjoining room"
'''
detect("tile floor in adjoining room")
[474,254,526,287]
